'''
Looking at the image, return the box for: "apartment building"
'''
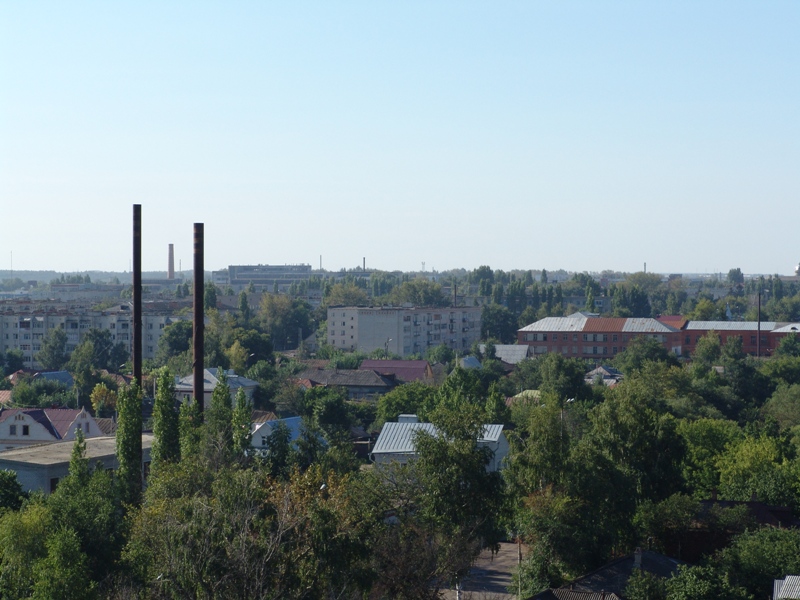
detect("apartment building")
[327,306,481,357]
[0,300,191,368]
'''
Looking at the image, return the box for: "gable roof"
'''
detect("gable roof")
[33,371,74,389]
[252,416,304,446]
[372,421,505,455]
[296,368,394,389]
[0,408,94,440]
[478,344,533,364]
[0,391,11,405]
[175,368,258,392]
[359,360,433,383]
[775,575,800,599]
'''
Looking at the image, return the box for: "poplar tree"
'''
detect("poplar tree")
[231,388,253,457]
[116,383,142,505]
[151,368,180,470]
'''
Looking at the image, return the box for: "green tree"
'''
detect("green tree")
[205,369,233,461]
[614,335,679,375]
[35,328,68,371]
[89,383,116,417]
[374,381,437,427]
[237,290,251,324]
[776,333,800,358]
[231,388,253,457]
[203,284,218,311]
[116,383,143,505]
[325,282,369,306]
[259,293,312,350]
[481,304,517,343]
[179,397,203,458]
[0,470,24,511]
[154,319,192,366]
[30,528,95,600]
[151,368,180,470]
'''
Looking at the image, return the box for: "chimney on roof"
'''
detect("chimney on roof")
[168,244,175,280]
[398,414,418,423]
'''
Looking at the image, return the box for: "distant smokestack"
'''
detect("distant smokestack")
[363,257,365,271]
[168,244,175,280]
[193,224,205,415]
[132,205,142,388]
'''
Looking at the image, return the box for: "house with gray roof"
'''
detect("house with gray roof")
[0,407,102,450]
[370,415,508,471]
[296,368,395,400]
[0,434,153,494]
[775,575,800,599]
[174,368,258,410]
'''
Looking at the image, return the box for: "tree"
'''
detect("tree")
[326,283,369,306]
[154,320,192,366]
[205,369,233,461]
[666,564,750,600]
[3,349,24,375]
[116,383,143,505]
[727,268,744,286]
[203,284,218,311]
[237,290,251,324]
[36,328,68,370]
[89,383,117,417]
[259,293,312,350]
[613,335,680,375]
[387,280,449,307]
[374,382,437,427]
[0,470,24,511]
[481,304,517,343]
[30,528,95,600]
[151,368,180,470]
[776,333,800,358]
[231,388,253,457]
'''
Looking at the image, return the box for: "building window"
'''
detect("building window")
[9,425,16,435]
[50,478,59,493]
[22,425,29,436]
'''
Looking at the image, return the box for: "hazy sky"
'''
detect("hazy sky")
[1,2,798,276]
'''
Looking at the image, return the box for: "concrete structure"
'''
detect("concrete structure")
[370,415,508,472]
[0,434,153,494]
[0,299,191,368]
[174,368,259,411]
[0,407,102,450]
[518,313,800,359]
[212,264,314,292]
[328,306,481,357]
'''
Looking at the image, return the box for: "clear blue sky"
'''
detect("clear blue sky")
[1,2,798,276]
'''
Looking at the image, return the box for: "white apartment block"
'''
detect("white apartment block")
[0,302,190,369]
[327,306,482,357]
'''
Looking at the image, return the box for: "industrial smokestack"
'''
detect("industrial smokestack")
[193,223,205,415]
[132,205,142,388]
[168,244,175,280]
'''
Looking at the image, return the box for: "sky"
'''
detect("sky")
[1,2,798,276]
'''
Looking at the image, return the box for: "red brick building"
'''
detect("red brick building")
[518,313,800,359]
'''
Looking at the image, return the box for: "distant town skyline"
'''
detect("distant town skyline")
[2,2,798,276]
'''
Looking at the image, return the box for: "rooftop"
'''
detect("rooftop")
[0,434,154,465]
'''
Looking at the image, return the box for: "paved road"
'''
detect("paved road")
[441,541,522,600]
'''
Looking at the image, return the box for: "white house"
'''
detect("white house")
[251,416,304,451]
[0,407,102,451]
[370,415,509,472]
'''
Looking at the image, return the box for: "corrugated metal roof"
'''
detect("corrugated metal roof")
[622,318,678,333]
[479,344,533,364]
[773,323,800,333]
[372,422,437,454]
[372,422,504,455]
[686,321,777,331]
[519,316,587,332]
[775,575,800,599]
[585,318,628,332]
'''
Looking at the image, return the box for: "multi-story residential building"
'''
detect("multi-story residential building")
[0,300,191,369]
[327,306,481,357]
[518,312,800,359]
